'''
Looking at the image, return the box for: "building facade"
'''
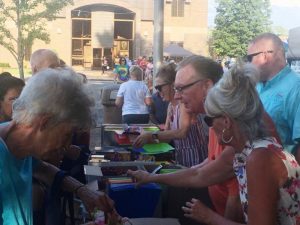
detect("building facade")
[0,0,208,69]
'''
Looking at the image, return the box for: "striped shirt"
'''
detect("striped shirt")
[170,104,209,167]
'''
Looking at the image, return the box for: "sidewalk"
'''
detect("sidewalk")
[74,67,114,81]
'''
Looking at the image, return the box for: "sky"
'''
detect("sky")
[208,0,300,31]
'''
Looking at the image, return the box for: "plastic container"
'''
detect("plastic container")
[108,183,161,218]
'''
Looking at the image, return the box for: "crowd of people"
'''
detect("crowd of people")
[1,32,300,225]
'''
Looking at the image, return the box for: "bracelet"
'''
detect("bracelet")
[74,184,85,195]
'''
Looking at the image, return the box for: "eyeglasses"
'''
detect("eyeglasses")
[204,115,222,127]
[246,50,273,62]
[174,79,204,93]
[154,83,169,92]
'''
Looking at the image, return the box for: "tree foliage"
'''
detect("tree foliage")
[0,0,73,79]
[212,0,272,58]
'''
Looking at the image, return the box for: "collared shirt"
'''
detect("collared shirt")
[257,65,300,148]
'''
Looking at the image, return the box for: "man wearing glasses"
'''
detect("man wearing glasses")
[130,56,244,222]
[247,33,300,162]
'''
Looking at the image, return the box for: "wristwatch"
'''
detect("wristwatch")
[152,132,160,144]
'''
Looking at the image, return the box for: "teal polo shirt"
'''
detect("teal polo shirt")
[257,65,300,151]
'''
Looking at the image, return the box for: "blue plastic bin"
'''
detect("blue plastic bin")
[108,183,161,218]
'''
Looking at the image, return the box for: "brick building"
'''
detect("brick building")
[0,0,208,69]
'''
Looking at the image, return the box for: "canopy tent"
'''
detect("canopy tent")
[163,44,193,57]
[287,27,300,60]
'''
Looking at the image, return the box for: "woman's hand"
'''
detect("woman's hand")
[77,186,116,214]
[182,198,214,224]
[132,133,152,148]
[127,169,152,186]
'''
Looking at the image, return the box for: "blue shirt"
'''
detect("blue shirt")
[257,65,300,148]
[0,138,33,225]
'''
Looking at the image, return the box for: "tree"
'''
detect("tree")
[212,0,272,58]
[0,0,72,79]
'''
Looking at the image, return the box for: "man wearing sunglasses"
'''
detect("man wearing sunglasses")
[247,33,300,162]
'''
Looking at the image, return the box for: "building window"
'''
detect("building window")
[171,0,184,17]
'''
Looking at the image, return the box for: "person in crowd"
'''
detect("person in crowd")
[113,56,130,83]
[247,32,300,162]
[149,91,169,128]
[102,56,108,74]
[181,62,300,225]
[133,63,209,167]
[128,55,280,222]
[115,65,151,124]
[30,49,60,74]
[144,57,154,92]
[139,56,148,75]
[30,49,93,225]
[0,72,25,122]
[0,68,120,225]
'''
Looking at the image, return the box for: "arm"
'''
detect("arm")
[144,96,152,106]
[182,198,244,225]
[115,96,123,107]
[113,68,118,82]
[133,103,191,147]
[33,161,115,214]
[245,149,283,225]
[128,146,236,188]
[164,103,172,130]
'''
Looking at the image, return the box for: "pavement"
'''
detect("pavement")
[73,67,115,81]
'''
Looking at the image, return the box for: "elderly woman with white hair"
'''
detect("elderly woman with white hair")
[182,63,300,225]
[115,65,152,124]
[0,68,119,225]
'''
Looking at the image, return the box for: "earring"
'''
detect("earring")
[222,128,233,144]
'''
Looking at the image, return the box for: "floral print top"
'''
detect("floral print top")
[233,137,300,224]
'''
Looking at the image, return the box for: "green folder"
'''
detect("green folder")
[142,143,174,155]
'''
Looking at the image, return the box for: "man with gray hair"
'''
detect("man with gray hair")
[247,32,300,160]
[0,68,119,225]
[30,49,60,74]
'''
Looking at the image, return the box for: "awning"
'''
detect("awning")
[163,44,194,57]
[287,27,300,59]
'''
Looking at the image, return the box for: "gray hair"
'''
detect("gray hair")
[177,55,224,84]
[129,65,143,80]
[12,68,94,129]
[205,62,266,142]
[156,63,177,84]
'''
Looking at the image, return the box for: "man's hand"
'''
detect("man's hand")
[127,169,152,186]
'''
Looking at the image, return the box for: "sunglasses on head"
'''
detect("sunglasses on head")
[204,115,222,127]
[154,83,169,92]
[246,50,273,62]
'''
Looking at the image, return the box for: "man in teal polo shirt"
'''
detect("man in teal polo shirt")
[247,32,300,161]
